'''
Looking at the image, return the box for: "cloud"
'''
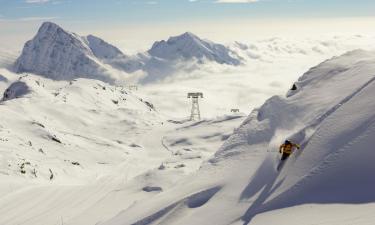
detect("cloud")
[18,16,58,21]
[25,0,51,3]
[216,0,258,3]
[0,16,58,22]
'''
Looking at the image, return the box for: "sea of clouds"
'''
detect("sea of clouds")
[135,34,375,119]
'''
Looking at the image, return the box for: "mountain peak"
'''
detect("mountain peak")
[166,32,202,45]
[39,21,60,30]
[148,32,241,66]
[174,31,199,40]
[14,22,111,82]
[38,21,71,38]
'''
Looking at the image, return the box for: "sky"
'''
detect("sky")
[0,0,375,52]
[1,0,375,22]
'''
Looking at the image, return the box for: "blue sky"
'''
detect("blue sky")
[0,0,375,23]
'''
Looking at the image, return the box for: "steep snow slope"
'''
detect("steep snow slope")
[240,53,375,222]
[102,49,375,225]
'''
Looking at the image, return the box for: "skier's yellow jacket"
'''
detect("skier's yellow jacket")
[279,142,300,154]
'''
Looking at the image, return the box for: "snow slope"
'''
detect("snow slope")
[0,68,244,225]
[0,71,161,184]
[102,49,375,225]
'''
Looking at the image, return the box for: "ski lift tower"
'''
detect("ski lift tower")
[187,92,203,121]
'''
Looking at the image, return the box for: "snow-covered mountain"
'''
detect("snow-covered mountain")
[14,22,243,84]
[148,32,241,66]
[14,22,119,82]
[135,32,243,83]
[110,31,243,83]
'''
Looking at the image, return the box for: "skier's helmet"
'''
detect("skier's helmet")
[285,140,291,145]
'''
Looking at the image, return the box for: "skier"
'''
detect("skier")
[279,140,300,161]
[290,83,297,91]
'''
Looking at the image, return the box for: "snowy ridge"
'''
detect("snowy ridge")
[102,49,375,225]
[86,34,127,60]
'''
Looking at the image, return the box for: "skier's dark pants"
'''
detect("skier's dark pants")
[281,153,290,161]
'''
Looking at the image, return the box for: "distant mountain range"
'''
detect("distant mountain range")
[14,22,242,84]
